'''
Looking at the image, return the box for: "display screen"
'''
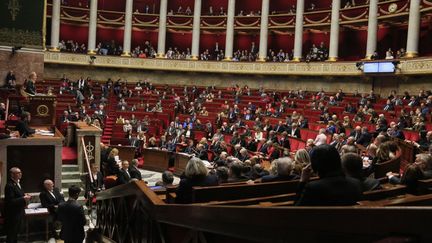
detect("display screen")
[363,62,395,73]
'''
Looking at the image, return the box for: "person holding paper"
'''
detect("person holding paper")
[4,167,31,243]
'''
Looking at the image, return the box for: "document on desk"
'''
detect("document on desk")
[35,130,55,136]
[25,208,49,215]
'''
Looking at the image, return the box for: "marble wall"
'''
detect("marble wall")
[0,48,44,85]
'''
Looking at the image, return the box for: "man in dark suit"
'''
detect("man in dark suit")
[296,145,362,206]
[39,179,65,238]
[117,160,132,185]
[356,127,372,147]
[4,167,31,243]
[57,185,86,243]
[15,112,35,138]
[129,159,143,180]
[287,123,301,139]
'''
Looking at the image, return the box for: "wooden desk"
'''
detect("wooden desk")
[142,149,192,176]
[111,145,136,163]
[74,122,102,172]
[0,127,63,195]
[142,148,172,172]
[25,208,50,242]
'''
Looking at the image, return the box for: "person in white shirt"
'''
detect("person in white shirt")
[314,128,328,146]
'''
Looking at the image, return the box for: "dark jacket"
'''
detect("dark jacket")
[15,120,35,138]
[129,166,142,180]
[117,169,132,185]
[39,187,65,214]
[296,175,362,206]
[57,199,86,243]
[85,171,104,198]
[176,175,219,204]
[4,179,27,242]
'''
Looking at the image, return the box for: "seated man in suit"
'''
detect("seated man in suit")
[261,157,299,182]
[129,159,143,180]
[117,160,132,185]
[296,145,362,206]
[15,112,35,138]
[39,179,65,238]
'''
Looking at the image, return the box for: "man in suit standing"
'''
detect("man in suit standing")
[4,167,31,243]
[57,185,86,243]
[39,179,65,238]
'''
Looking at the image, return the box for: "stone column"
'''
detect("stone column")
[87,0,98,54]
[224,0,236,60]
[50,0,61,51]
[365,0,378,59]
[328,0,341,61]
[122,0,133,56]
[258,0,270,61]
[293,0,305,61]
[406,0,421,58]
[191,0,202,60]
[157,0,168,57]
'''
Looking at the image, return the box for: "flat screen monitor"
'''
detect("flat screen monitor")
[363,62,395,74]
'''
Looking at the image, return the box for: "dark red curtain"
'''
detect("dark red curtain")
[200,33,226,53]
[419,19,432,56]
[166,31,192,51]
[134,0,160,14]
[234,33,259,51]
[168,0,195,12]
[96,26,124,46]
[60,23,89,44]
[98,0,126,11]
[202,0,228,12]
[235,0,261,14]
[270,0,296,13]
[302,30,330,55]
[269,32,294,53]
[339,28,367,60]
[132,28,158,49]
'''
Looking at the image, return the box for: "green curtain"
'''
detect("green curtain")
[0,0,45,48]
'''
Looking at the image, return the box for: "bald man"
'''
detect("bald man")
[4,167,31,243]
[39,179,64,238]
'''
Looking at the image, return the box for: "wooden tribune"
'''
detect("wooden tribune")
[28,95,56,126]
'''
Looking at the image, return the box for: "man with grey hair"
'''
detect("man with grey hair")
[261,157,299,182]
[39,179,65,239]
[5,167,31,242]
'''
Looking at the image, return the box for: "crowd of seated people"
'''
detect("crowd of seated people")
[86,77,432,204]
[59,40,87,53]
[305,42,328,62]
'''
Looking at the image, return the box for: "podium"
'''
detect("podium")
[28,95,56,126]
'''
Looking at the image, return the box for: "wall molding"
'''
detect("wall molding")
[44,52,432,76]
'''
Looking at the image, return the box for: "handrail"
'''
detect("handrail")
[81,136,94,183]
[95,180,432,242]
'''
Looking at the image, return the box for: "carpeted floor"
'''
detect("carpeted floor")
[62,146,77,164]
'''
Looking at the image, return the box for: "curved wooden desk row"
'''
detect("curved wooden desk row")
[95,181,432,243]
[142,148,191,176]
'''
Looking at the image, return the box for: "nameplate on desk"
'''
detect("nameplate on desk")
[25,208,49,215]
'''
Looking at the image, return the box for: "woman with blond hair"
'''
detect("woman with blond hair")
[106,148,120,175]
[176,157,218,203]
[293,149,311,176]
